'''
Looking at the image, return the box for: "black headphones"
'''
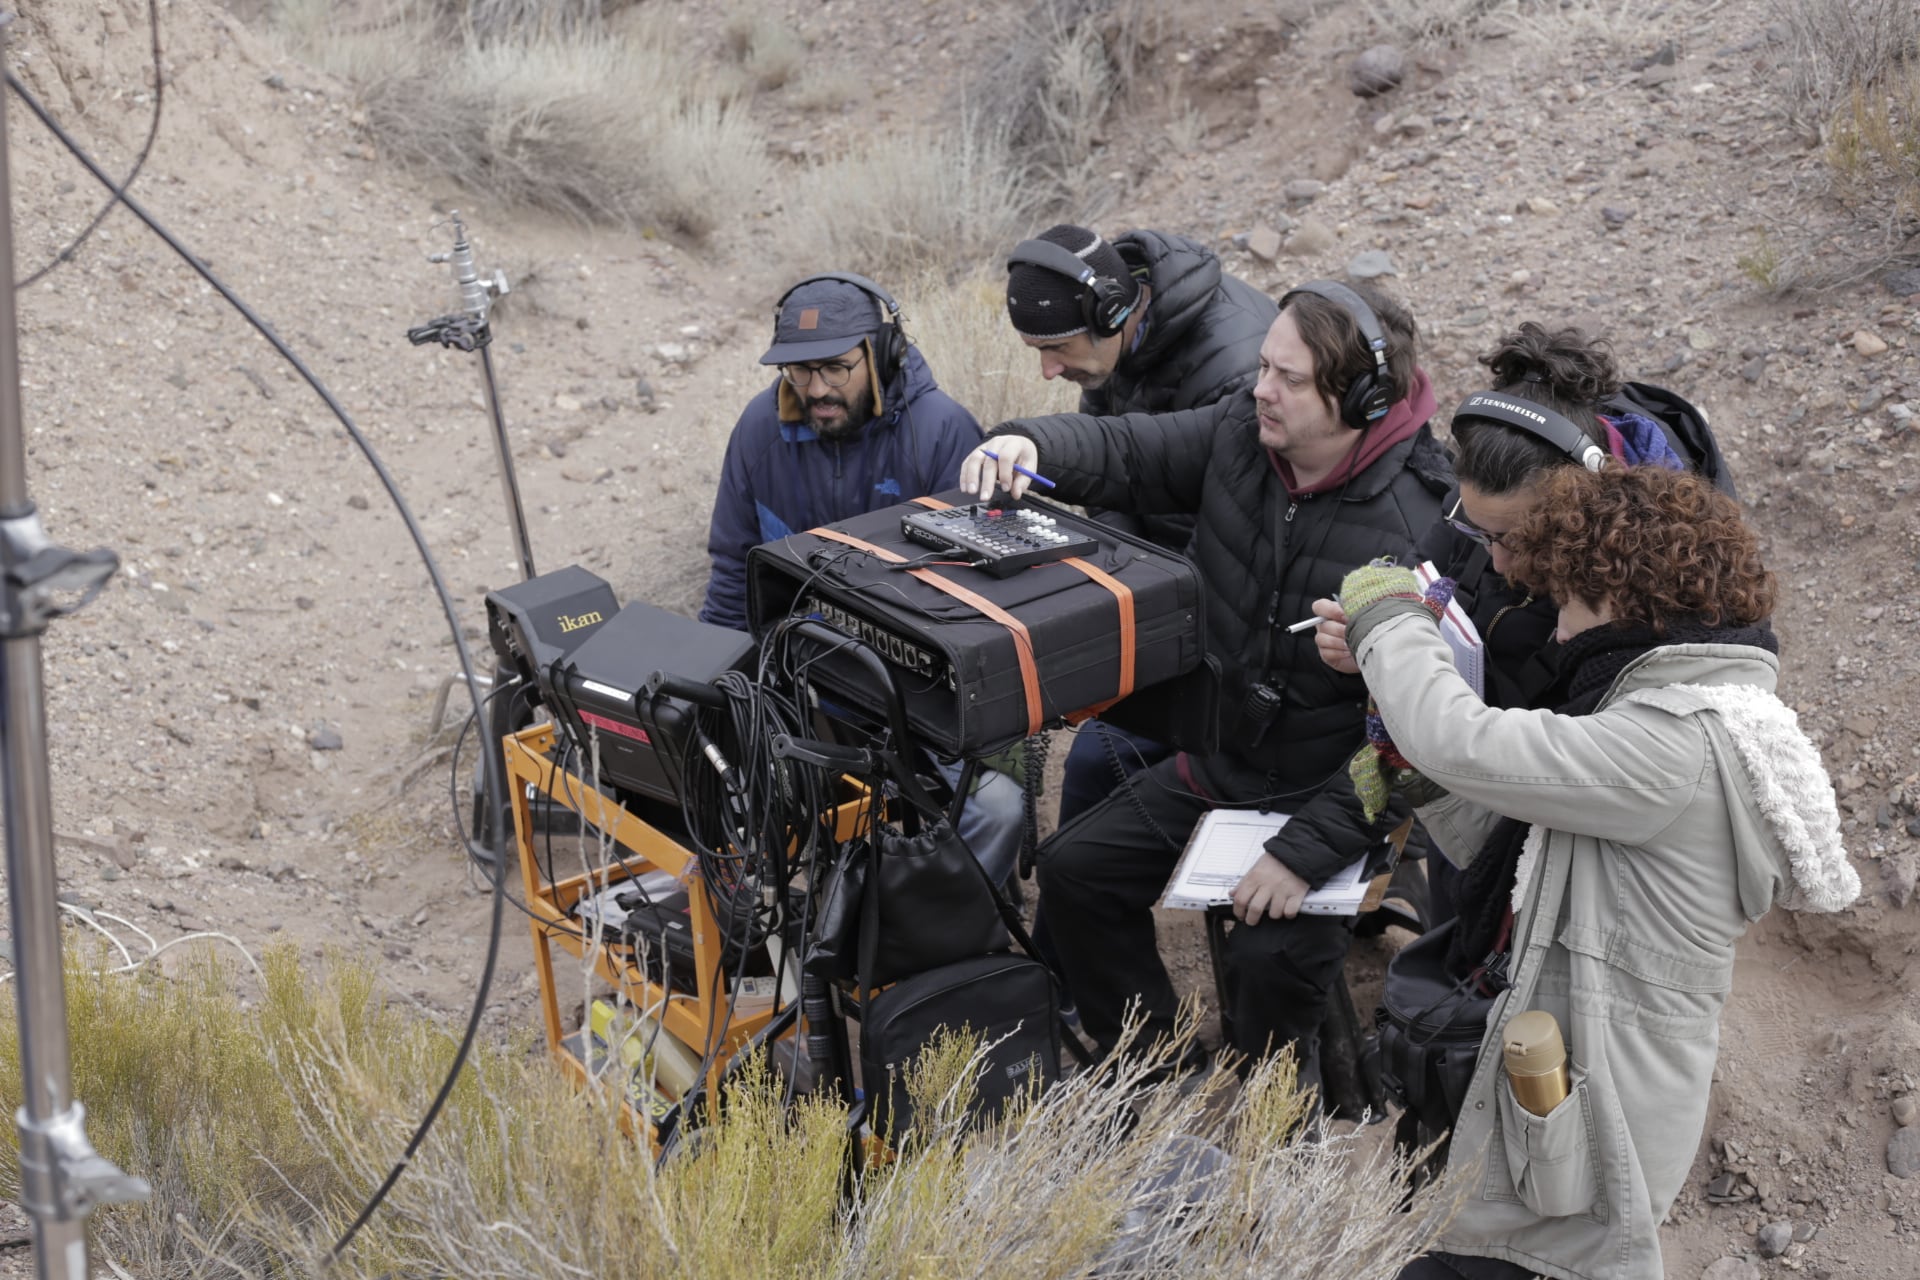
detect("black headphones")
[772,272,908,385]
[1281,280,1396,432]
[1453,391,1608,472]
[1006,238,1138,339]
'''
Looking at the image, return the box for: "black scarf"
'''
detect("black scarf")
[1444,617,1778,978]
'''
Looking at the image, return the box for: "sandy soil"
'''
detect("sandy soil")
[1,0,1917,1274]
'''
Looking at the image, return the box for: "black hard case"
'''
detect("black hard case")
[745,491,1208,758]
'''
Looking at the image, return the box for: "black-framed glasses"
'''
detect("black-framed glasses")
[780,354,864,390]
[1446,496,1512,550]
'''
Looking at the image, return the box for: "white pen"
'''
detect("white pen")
[1286,615,1329,634]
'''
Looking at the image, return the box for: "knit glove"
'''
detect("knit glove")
[1337,559,1423,617]
[1342,561,1457,823]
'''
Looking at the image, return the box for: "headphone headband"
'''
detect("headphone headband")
[1454,391,1608,472]
[1006,237,1137,338]
[772,272,907,385]
[1281,280,1395,430]
[774,271,901,330]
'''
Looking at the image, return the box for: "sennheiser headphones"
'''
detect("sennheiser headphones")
[1006,238,1138,339]
[1280,280,1396,432]
[772,272,908,385]
[1453,391,1608,473]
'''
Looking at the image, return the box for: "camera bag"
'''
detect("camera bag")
[858,950,1060,1141]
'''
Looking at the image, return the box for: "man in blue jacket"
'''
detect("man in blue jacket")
[699,273,983,630]
[698,273,1022,882]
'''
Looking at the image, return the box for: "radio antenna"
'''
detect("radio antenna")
[408,212,534,581]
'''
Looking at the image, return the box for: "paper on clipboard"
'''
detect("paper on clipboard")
[1160,809,1372,915]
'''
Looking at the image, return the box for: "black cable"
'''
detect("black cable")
[11,0,163,290]
[3,66,515,1264]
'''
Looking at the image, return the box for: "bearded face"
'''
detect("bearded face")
[801,378,875,440]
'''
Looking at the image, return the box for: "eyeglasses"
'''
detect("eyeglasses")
[780,354,864,390]
[1445,496,1513,550]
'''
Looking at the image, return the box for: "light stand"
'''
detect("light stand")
[407,214,527,862]
[0,17,151,1277]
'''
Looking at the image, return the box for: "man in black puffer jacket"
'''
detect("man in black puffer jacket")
[963,282,1452,1080]
[1007,224,1279,823]
[1006,224,1278,554]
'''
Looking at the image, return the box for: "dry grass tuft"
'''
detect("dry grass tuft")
[899,271,1081,431]
[276,7,770,241]
[776,128,1032,284]
[1754,0,1920,288]
[1,947,1458,1277]
[962,0,1163,218]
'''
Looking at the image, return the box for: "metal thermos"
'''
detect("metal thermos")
[1503,1010,1570,1116]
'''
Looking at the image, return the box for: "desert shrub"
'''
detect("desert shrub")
[1768,0,1920,127]
[899,271,1082,432]
[962,0,1162,218]
[274,7,769,241]
[0,946,1456,1278]
[1755,0,1920,287]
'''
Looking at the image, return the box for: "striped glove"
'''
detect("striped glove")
[1343,562,1457,823]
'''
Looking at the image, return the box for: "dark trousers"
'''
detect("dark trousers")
[1057,721,1177,827]
[1397,1252,1537,1280]
[1036,754,1355,1070]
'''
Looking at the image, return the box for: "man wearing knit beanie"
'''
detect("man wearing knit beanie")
[1006,224,1275,420]
[1005,225,1278,830]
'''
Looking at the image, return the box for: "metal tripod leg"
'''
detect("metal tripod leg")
[0,23,150,1274]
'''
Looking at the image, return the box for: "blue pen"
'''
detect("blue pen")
[979,448,1057,490]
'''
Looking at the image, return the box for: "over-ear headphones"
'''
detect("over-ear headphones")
[1453,391,1608,473]
[1006,238,1137,339]
[772,272,908,385]
[1281,280,1396,432]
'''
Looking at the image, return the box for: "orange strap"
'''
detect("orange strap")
[809,525,1044,736]
[908,497,1138,720]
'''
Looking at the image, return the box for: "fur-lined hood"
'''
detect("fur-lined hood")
[1510,644,1861,920]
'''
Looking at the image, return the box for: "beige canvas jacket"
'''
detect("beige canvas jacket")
[1350,603,1859,1280]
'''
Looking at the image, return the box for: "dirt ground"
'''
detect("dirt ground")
[3,0,1918,1274]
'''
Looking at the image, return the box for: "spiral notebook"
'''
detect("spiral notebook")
[1416,560,1485,699]
[1160,810,1376,915]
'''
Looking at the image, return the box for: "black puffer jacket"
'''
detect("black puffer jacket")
[997,389,1453,883]
[1077,231,1278,553]
[1083,231,1278,419]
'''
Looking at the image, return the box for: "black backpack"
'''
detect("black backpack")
[1603,381,1738,500]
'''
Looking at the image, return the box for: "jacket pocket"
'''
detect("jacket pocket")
[1496,1068,1609,1223]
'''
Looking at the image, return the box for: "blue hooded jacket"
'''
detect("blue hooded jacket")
[699,345,982,630]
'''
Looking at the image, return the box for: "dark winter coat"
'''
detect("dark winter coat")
[1077,231,1279,553]
[995,384,1453,883]
[1083,230,1278,419]
[699,346,981,631]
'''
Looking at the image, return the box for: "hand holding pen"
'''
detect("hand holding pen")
[960,435,1054,502]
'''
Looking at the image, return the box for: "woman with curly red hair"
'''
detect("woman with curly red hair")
[1340,465,1858,1280]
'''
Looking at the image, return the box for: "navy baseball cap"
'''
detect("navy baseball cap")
[761,278,887,365]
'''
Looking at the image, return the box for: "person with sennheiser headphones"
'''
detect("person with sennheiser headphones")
[699,272,1027,887]
[962,281,1452,1088]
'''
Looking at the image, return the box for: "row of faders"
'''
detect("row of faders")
[900,502,1100,578]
